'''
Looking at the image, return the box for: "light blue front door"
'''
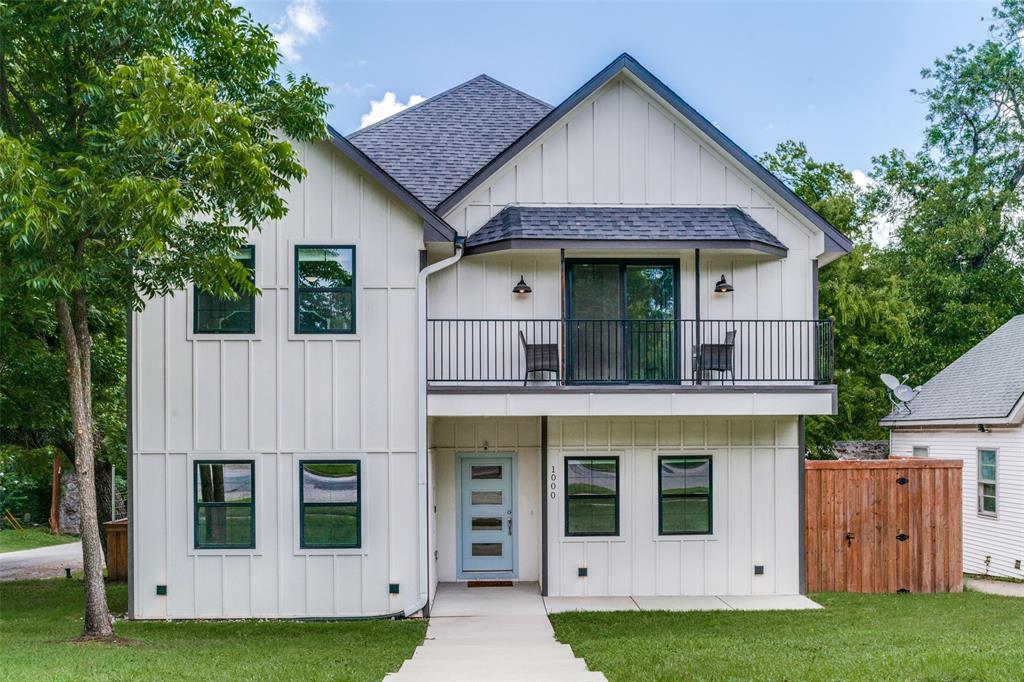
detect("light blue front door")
[460,456,514,574]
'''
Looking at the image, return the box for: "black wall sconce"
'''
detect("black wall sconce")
[714,274,734,293]
[512,275,532,295]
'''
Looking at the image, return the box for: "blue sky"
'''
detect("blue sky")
[239,1,994,176]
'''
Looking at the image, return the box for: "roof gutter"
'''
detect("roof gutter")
[407,235,465,618]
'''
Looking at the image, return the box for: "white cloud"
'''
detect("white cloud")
[360,92,425,128]
[332,81,375,98]
[273,0,326,64]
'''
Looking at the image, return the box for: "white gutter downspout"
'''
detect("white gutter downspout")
[405,235,464,618]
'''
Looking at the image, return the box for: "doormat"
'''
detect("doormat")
[467,580,514,588]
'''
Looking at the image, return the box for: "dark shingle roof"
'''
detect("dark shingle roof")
[882,315,1024,424]
[347,75,552,209]
[465,206,787,254]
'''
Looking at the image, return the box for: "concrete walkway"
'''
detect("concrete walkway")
[385,583,607,682]
[966,577,1024,597]
[545,593,822,613]
[0,541,82,581]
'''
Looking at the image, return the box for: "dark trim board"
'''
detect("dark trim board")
[464,238,787,258]
[540,416,549,597]
[435,54,852,255]
[428,383,838,395]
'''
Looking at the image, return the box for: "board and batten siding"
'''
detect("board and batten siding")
[545,416,801,596]
[430,74,819,324]
[890,427,1024,579]
[131,140,426,618]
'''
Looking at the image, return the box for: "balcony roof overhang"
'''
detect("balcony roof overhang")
[463,205,788,257]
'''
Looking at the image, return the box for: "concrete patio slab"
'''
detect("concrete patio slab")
[544,596,639,613]
[428,582,548,616]
[632,595,732,611]
[966,578,1024,597]
[717,594,822,610]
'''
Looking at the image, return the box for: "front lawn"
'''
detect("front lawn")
[0,579,425,681]
[551,592,1024,681]
[0,527,78,553]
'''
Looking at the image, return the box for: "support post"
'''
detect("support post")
[540,416,549,596]
[694,249,702,385]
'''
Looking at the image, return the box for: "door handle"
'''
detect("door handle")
[508,516,513,536]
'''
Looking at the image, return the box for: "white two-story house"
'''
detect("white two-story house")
[129,54,851,619]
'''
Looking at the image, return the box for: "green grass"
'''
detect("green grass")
[0,527,78,553]
[0,578,426,681]
[551,592,1024,681]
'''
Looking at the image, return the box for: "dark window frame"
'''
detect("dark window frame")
[658,455,713,535]
[299,459,362,549]
[193,245,256,335]
[564,456,620,537]
[294,244,356,334]
[564,258,681,384]
[193,459,256,550]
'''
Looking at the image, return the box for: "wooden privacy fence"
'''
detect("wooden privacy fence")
[103,519,128,581]
[805,458,962,593]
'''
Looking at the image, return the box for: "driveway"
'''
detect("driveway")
[0,541,82,581]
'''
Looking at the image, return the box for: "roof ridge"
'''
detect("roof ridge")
[475,74,552,109]
[348,74,548,139]
[347,75,492,138]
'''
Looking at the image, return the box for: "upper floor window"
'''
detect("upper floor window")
[194,460,255,549]
[193,246,255,334]
[978,449,997,516]
[295,245,355,334]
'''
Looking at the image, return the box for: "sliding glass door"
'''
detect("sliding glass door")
[566,260,678,383]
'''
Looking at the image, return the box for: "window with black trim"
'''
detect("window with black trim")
[300,460,361,548]
[978,449,997,516]
[659,455,712,535]
[193,246,255,334]
[564,457,619,536]
[194,461,255,549]
[295,245,355,334]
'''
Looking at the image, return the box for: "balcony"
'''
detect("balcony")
[427,318,834,389]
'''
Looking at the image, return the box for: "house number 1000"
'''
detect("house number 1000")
[550,465,557,499]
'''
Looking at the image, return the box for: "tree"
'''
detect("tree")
[0,1,327,637]
[759,142,912,454]
[871,0,1024,382]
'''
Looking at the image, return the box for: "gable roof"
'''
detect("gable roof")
[881,315,1024,426]
[347,75,552,209]
[465,206,787,256]
[434,54,853,255]
[326,126,457,243]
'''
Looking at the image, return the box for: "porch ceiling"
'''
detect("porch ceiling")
[463,206,788,257]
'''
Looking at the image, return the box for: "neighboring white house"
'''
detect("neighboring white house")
[129,54,852,619]
[883,315,1024,580]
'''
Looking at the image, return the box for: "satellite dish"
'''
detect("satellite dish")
[881,373,919,415]
[880,374,900,390]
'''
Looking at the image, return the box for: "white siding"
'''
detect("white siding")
[890,427,1024,579]
[131,140,426,618]
[545,416,801,596]
[436,74,821,324]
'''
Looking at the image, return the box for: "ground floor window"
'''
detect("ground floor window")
[912,446,929,458]
[564,457,619,536]
[194,460,255,549]
[658,456,712,535]
[978,449,997,516]
[300,460,361,548]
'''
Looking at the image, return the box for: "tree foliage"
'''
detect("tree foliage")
[759,142,911,454]
[0,0,328,636]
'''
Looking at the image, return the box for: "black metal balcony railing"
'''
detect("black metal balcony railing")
[427,319,835,386]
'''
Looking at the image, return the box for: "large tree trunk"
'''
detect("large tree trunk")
[56,294,113,637]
